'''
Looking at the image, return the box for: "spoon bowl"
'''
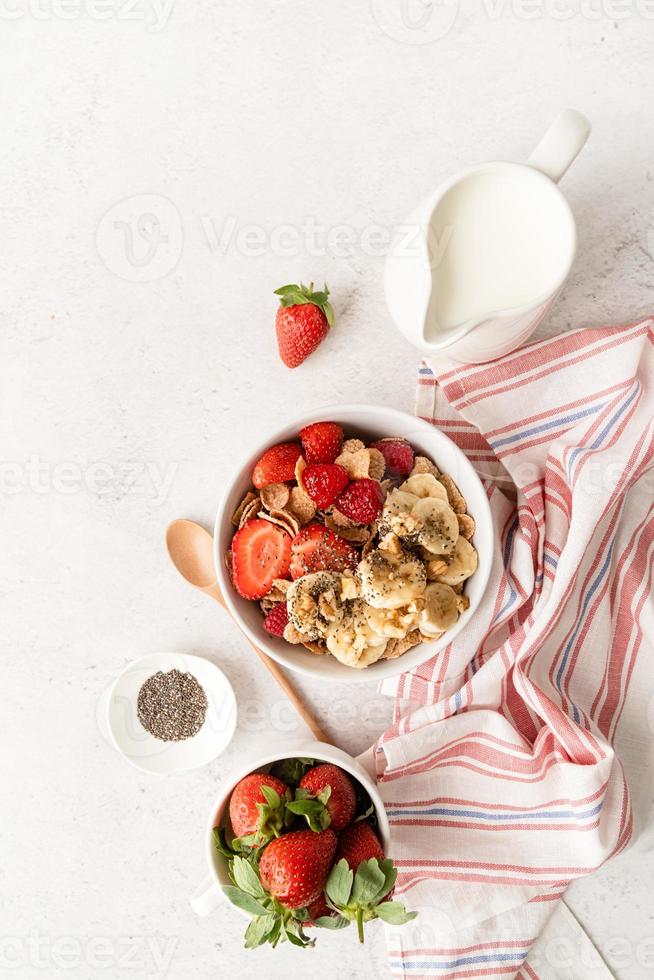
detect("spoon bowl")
[166,519,222,595]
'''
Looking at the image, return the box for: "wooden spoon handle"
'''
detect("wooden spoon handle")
[204,583,331,744]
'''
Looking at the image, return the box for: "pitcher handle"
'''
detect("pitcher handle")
[527,108,591,184]
[190,874,223,917]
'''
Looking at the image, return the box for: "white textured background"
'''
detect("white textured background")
[1,1,653,978]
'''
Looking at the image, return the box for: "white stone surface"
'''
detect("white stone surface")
[1,2,653,978]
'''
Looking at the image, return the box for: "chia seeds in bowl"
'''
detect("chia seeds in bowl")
[137,669,208,742]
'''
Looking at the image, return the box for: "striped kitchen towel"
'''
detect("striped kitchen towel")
[375,318,654,979]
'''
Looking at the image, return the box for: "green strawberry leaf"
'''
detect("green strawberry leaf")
[269,757,315,785]
[260,785,281,809]
[283,919,314,948]
[377,858,398,901]
[325,858,354,908]
[352,858,386,906]
[244,913,277,949]
[374,901,419,925]
[285,798,331,832]
[212,826,238,858]
[354,802,375,823]
[274,281,334,325]
[232,856,266,899]
[313,915,350,930]
[222,886,269,918]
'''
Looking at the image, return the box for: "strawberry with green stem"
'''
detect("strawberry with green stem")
[286,763,356,832]
[222,831,340,948]
[274,282,335,368]
[228,773,291,849]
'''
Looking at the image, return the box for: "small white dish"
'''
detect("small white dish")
[106,652,237,775]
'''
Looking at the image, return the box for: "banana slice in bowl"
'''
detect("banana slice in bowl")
[358,546,426,609]
[325,600,389,668]
[364,602,420,639]
[400,473,449,502]
[435,537,479,586]
[419,582,459,636]
[413,497,459,556]
[287,572,346,640]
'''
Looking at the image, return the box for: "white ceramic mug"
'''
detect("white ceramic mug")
[190,739,390,918]
[384,109,591,363]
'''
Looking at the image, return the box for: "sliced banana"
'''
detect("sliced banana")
[358,546,426,609]
[364,602,420,639]
[383,489,418,517]
[325,600,388,668]
[286,572,345,640]
[380,489,420,537]
[412,497,459,556]
[435,537,478,586]
[400,473,448,502]
[419,582,459,636]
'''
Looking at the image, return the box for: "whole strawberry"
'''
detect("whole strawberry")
[335,478,384,524]
[369,439,414,477]
[274,282,334,368]
[252,442,302,489]
[262,603,289,637]
[228,773,289,847]
[335,821,384,868]
[300,421,343,464]
[259,828,337,909]
[287,763,356,832]
[303,463,349,509]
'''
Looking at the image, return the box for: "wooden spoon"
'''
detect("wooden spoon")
[166,519,330,744]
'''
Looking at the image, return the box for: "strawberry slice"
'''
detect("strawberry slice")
[252,442,302,489]
[290,524,358,580]
[231,518,292,599]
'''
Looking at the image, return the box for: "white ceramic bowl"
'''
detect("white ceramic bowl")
[190,739,389,918]
[105,652,237,775]
[214,405,493,683]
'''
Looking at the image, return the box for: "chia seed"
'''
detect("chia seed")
[137,669,208,742]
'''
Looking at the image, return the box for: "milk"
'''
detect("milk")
[425,168,573,339]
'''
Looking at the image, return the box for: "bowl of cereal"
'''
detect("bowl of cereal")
[215,405,493,682]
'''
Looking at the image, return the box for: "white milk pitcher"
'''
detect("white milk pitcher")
[384,109,591,363]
